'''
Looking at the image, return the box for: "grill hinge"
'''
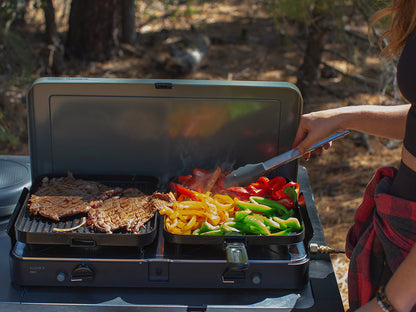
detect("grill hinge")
[187,305,207,312]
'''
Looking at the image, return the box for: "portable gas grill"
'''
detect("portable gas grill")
[1,78,344,311]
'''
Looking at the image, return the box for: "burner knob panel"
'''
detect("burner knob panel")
[71,264,94,282]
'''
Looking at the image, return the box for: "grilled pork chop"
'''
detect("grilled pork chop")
[87,189,175,234]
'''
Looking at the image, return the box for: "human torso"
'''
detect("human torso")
[397,27,416,105]
[390,27,416,201]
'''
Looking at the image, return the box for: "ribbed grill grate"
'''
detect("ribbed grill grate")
[12,175,160,247]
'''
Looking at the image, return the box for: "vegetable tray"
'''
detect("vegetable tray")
[162,209,305,245]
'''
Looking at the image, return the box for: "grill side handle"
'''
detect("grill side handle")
[7,187,30,244]
[298,193,314,245]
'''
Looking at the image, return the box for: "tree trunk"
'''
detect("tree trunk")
[11,0,30,28]
[121,0,136,44]
[66,0,120,62]
[42,0,65,74]
[296,10,329,97]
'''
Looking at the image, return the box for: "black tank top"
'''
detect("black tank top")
[389,27,416,201]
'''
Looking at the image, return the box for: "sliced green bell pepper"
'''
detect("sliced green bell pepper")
[261,216,282,231]
[236,215,271,235]
[270,228,293,236]
[200,228,224,235]
[199,220,220,234]
[249,196,290,218]
[236,201,274,217]
[234,209,252,221]
[221,221,241,234]
[272,216,302,231]
[283,186,298,204]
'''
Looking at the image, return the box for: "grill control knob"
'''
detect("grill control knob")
[56,272,66,282]
[251,272,262,285]
[71,264,94,282]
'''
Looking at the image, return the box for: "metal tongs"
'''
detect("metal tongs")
[222,130,350,188]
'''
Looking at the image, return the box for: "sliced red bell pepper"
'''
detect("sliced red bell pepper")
[177,174,192,184]
[271,189,286,201]
[169,183,200,201]
[176,168,213,192]
[298,193,305,207]
[226,186,250,201]
[269,176,287,191]
[245,185,266,197]
[251,176,270,189]
[282,181,300,191]
[257,176,270,185]
[202,166,221,193]
[178,176,199,190]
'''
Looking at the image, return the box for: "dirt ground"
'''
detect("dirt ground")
[0,1,407,310]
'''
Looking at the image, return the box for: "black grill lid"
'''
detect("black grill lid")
[26,78,303,187]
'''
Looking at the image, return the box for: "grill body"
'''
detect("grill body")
[9,78,309,291]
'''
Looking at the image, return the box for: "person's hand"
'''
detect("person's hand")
[303,142,332,160]
[292,108,345,159]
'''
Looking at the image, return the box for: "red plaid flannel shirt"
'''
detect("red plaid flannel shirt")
[345,167,416,311]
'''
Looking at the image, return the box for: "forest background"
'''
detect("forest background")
[0,0,406,310]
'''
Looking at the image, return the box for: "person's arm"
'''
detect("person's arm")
[356,243,416,312]
[292,104,411,155]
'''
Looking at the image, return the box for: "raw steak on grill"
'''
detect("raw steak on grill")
[87,189,175,234]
